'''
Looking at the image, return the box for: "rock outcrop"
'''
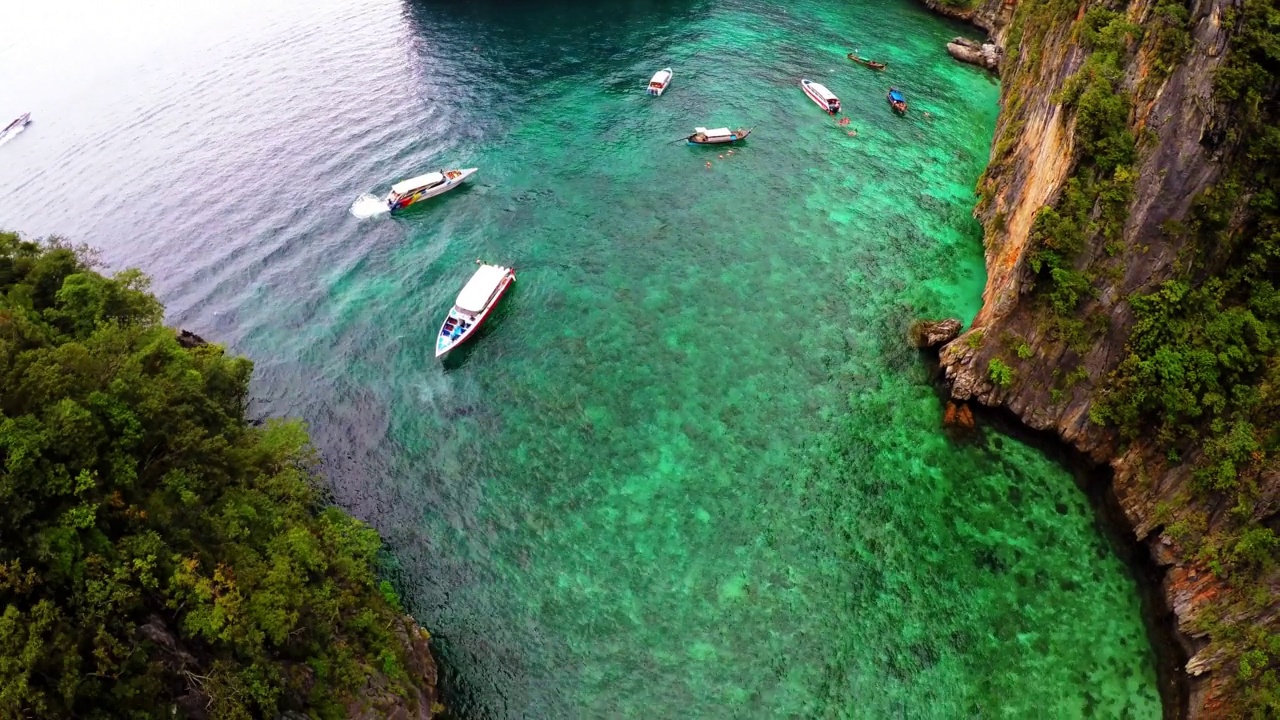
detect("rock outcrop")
[947,36,1002,70]
[347,616,441,720]
[918,0,1280,716]
[919,0,1018,41]
[138,614,440,720]
[909,318,962,349]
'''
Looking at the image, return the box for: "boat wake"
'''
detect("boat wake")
[350,193,390,218]
[0,127,25,147]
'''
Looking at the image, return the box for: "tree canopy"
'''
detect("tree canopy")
[0,232,421,718]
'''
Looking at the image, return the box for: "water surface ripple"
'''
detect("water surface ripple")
[0,0,1161,716]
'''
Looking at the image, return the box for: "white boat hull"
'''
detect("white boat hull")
[390,167,477,212]
[436,266,516,357]
[647,68,673,96]
[801,80,840,114]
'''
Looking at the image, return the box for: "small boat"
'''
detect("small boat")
[801,79,841,114]
[435,261,516,358]
[386,168,477,212]
[647,68,673,96]
[2,112,31,135]
[686,127,751,145]
[847,53,886,70]
[887,88,908,114]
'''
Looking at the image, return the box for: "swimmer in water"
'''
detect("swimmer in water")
[718,154,724,159]
[706,161,712,169]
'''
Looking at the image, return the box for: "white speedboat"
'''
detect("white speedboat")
[801,79,840,114]
[436,261,516,358]
[387,167,477,211]
[647,68,673,96]
[686,127,751,145]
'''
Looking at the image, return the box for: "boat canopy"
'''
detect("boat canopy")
[889,90,906,102]
[391,172,445,195]
[703,127,733,138]
[456,265,508,314]
[650,69,670,83]
[807,81,837,101]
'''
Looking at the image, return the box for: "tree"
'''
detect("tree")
[0,232,421,719]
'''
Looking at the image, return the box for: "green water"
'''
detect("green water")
[0,0,1162,716]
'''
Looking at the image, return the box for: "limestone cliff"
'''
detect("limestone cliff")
[920,0,1019,41]
[925,0,1280,716]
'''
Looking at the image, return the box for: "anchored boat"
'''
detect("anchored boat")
[887,88,907,114]
[647,68,673,96]
[847,53,886,70]
[801,79,840,114]
[686,127,750,145]
[436,261,516,358]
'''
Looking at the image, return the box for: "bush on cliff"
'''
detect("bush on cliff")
[0,232,420,719]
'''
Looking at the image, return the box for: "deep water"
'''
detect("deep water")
[0,0,1162,716]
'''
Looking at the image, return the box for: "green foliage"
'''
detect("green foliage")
[965,329,985,349]
[1149,0,1192,79]
[1015,340,1034,359]
[988,358,1015,387]
[1022,6,1140,323]
[1066,0,1280,711]
[0,233,420,718]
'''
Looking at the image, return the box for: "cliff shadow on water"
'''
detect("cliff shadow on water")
[921,346,1189,718]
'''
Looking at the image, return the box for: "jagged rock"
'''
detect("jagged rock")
[947,37,1002,71]
[909,318,962,349]
[347,616,440,720]
[918,0,1015,38]
[139,616,210,719]
[177,330,208,348]
[138,613,439,720]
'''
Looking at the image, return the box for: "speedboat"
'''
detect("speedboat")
[647,68,673,96]
[386,168,477,212]
[2,113,31,136]
[887,88,907,114]
[436,261,516,357]
[686,127,750,145]
[801,79,840,114]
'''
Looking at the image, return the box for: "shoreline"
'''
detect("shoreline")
[906,0,1196,715]
[923,354,1189,717]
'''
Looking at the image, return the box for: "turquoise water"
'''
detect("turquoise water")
[0,0,1161,716]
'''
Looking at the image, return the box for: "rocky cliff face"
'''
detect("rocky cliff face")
[346,616,441,720]
[144,613,440,720]
[926,0,1280,716]
[920,0,1019,41]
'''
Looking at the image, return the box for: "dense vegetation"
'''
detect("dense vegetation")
[992,0,1280,714]
[0,233,425,718]
[1099,1,1280,713]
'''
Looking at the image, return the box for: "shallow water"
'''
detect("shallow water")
[1,0,1161,716]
